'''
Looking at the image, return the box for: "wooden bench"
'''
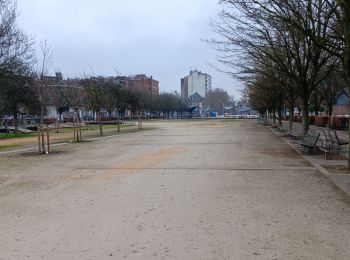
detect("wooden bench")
[297,130,320,153]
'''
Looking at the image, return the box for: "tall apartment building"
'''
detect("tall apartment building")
[181,70,212,99]
[127,74,159,96]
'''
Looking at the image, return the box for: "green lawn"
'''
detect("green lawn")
[0,133,37,139]
[56,123,136,133]
[0,144,18,150]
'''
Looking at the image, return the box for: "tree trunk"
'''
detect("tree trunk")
[288,102,294,131]
[297,107,301,115]
[138,110,143,130]
[272,107,276,124]
[79,116,82,141]
[301,100,309,137]
[117,112,121,133]
[57,111,63,133]
[277,109,282,126]
[0,112,3,127]
[5,119,8,134]
[75,114,79,142]
[314,107,319,116]
[99,111,103,136]
[277,100,283,126]
[74,111,81,142]
[46,124,50,154]
[56,118,60,133]
[14,113,18,134]
[348,82,350,169]
[41,127,45,153]
[73,119,76,142]
[40,86,45,154]
[340,0,350,168]
[37,126,41,154]
[327,104,333,128]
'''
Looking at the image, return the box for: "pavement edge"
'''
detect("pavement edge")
[269,127,350,196]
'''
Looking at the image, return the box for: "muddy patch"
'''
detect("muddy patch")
[14,150,68,158]
[72,146,190,181]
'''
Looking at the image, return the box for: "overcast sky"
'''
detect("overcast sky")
[17,0,242,97]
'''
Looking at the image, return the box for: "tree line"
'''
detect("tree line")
[0,1,190,136]
[210,0,350,163]
[0,0,235,151]
[210,0,349,131]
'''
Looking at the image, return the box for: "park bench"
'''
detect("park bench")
[277,125,288,132]
[322,128,348,148]
[322,128,332,143]
[297,130,320,153]
[271,125,287,137]
[288,129,302,140]
[319,135,333,160]
[329,129,349,147]
[270,123,279,128]
[319,128,348,160]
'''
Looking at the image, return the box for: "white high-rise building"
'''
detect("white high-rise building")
[181,70,212,99]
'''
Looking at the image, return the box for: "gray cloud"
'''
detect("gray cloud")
[17,0,242,97]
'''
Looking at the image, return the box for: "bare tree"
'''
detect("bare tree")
[210,0,337,135]
[66,83,85,142]
[0,0,34,73]
[203,88,229,116]
[1,74,36,132]
[36,40,53,154]
[83,77,105,136]
[51,77,69,132]
[103,79,126,132]
[310,89,324,117]
[319,69,347,118]
[0,0,35,129]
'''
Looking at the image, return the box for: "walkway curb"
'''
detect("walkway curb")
[0,127,163,157]
[270,127,350,196]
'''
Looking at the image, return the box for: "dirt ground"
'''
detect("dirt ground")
[1,120,350,259]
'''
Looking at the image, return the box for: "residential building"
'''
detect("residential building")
[181,70,212,99]
[42,72,63,86]
[186,92,204,117]
[181,77,188,100]
[127,74,159,95]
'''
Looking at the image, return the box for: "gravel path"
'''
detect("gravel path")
[1,120,350,259]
